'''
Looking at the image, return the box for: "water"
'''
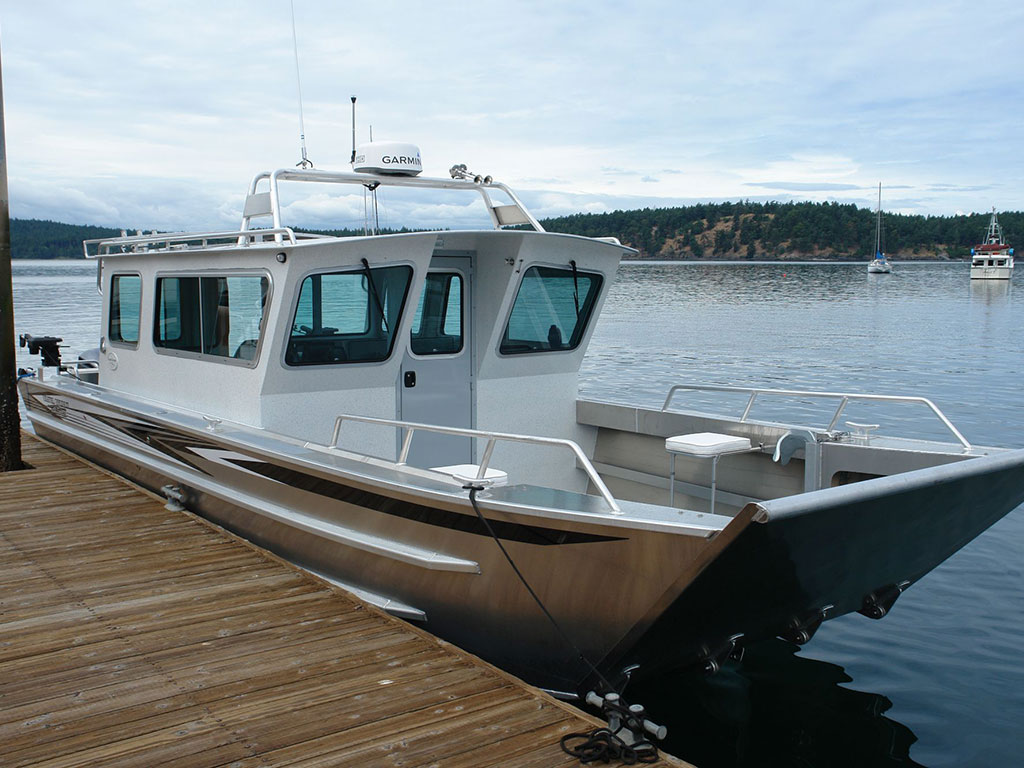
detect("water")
[10,259,1024,767]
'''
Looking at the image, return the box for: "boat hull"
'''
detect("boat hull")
[970,264,1013,280]
[21,378,1024,692]
[20,379,721,693]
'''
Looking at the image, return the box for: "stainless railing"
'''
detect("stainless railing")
[327,413,621,513]
[661,384,972,451]
[83,227,305,257]
[243,167,546,236]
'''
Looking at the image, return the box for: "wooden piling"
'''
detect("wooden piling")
[0,39,23,472]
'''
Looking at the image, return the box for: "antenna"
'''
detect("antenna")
[290,0,312,168]
[350,95,357,165]
[368,124,379,233]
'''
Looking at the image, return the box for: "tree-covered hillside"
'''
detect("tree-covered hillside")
[541,202,1023,260]
[10,219,126,259]
[9,203,1021,260]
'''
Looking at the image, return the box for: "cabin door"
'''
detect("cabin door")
[399,256,473,468]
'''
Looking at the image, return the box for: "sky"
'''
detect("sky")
[1,0,1022,232]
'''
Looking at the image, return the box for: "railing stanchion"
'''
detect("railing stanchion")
[827,397,850,431]
[398,427,415,465]
[740,393,757,422]
[478,438,497,478]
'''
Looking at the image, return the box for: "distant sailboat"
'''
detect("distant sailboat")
[867,183,892,274]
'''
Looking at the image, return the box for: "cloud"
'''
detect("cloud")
[927,184,995,193]
[744,182,862,192]
[2,0,1023,228]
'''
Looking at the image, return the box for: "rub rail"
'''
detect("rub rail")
[328,413,621,513]
[661,383,972,451]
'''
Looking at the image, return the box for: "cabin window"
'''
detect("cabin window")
[410,272,463,355]
[109,274,141,345]
[998,260,1006,266]
[499,265,602,354]
[286,265,412,365]
[154,275,269,361]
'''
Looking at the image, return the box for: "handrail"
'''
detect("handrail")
[83,227,301,258]
[326,413,621,513]
[238,168,544,236]
[661,383,972,451]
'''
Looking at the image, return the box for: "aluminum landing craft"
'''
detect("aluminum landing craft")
[18,154,1024,695]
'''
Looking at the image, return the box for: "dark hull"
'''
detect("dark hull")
[613,450,1024,679]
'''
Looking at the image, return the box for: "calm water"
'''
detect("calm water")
[11,259,1024,767]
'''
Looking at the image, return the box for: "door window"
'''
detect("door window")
[410,273,463,355]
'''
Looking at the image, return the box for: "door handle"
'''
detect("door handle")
[404,371,416,388]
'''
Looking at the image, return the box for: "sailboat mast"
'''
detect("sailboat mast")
[875,183,882,256]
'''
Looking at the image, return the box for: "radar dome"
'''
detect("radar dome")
[353,142,423,176]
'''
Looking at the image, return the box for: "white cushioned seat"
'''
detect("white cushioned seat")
[665,432,752,457]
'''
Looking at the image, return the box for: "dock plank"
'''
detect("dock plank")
[0,434,691,767]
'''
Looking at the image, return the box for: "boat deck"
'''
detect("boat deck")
[0,434,689,768]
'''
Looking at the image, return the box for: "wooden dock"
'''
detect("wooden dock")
[0,435,689,767]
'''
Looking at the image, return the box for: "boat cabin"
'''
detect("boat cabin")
[88,166,631,493]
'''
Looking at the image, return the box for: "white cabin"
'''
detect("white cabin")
[89,167,632,493]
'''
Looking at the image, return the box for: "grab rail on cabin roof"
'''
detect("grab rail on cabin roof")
[325,413,621,513]
[240,168,545,238]
[661,383,972,451]
[82,227,305,258]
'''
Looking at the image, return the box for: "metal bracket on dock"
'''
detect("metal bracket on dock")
[583,691,667,744]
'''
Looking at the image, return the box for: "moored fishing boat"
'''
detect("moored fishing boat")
[970,209,1014,280]
[18,145,1024,697]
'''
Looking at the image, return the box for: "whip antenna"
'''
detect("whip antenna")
[350,96,357,165]
[290,0,312,168]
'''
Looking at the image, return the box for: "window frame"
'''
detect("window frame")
[497,261,604,357]
[283,262,415,368]
[151,269,273,368]
[108,272,143,349]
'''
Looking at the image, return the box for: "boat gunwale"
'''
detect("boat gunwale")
[20,375,725,538]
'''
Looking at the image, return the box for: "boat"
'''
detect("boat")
[867,183,892,273]
[18,143,1024,698]
[970,209,1014,280]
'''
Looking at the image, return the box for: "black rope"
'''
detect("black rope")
[463,484,615,692]
[464,483,662,765]
[560,728,659,765]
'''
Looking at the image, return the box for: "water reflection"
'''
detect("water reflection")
[631,639,924,768]
[967,279,1011,304]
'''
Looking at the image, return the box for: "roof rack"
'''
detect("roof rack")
[82,167,545,258]
[240,167,545,239]
[82,227,314,258]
